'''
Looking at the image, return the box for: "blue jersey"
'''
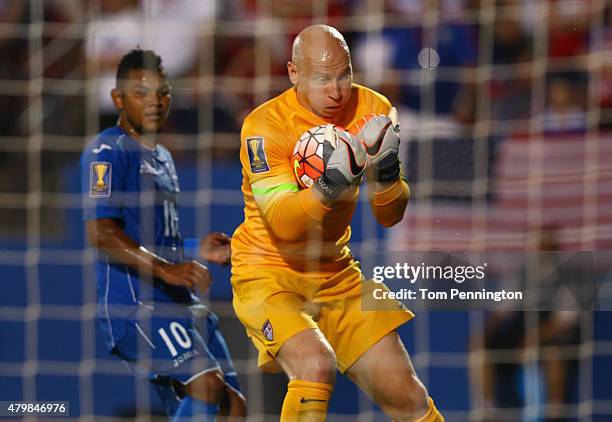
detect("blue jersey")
[81,126,194,346]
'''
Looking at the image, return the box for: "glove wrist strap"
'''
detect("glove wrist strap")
[314,175,346,201]
[374,158,400,183]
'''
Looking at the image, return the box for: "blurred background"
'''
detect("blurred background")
[0,0,611,420]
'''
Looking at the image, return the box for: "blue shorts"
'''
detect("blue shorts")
[110,303,240,393]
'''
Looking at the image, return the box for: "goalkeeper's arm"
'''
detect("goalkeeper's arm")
[251,125,367,242]
[254,187,334,242]
[368,173,410,227]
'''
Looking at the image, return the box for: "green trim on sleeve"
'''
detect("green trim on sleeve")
[252,182,299,196]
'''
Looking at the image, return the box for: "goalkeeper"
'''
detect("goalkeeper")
[81,49,245,421]
[232,25,444,421]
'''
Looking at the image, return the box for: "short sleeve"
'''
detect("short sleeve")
[81,141,126,222]
[240,112,301,212]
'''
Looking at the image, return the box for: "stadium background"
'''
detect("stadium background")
[0,0,611,420]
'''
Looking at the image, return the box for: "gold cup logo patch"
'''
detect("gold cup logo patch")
[246,136,269,173]
[94,163,108,190]
[248,138,261,164]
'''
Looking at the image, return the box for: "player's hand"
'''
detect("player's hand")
[356,107,401,183]
[313,124,367,201]
[156,260,212,293]
[199,232,231,266]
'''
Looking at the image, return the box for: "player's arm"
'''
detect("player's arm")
[243,120,365,242]
[241,118,331,242]
[184,232,232,265]
[249,168,330,243]
[368,173,410,227]
[198,232,231,265]
[357,107,410,227]
[86,218,211,292]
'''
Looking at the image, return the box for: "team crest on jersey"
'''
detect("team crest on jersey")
[246,136,270,173]
[89,161,111,197]
[262,319,273,341]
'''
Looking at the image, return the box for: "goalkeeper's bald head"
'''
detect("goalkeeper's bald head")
[291,24,350,68]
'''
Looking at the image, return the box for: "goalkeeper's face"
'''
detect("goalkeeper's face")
[113,69,172,136]
[291,47,353,119]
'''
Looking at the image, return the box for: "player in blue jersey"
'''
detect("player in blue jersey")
[81,48,246,421]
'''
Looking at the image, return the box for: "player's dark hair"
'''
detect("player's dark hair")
[116,48,165,87]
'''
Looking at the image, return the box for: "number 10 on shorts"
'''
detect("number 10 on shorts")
[158,322,192,357]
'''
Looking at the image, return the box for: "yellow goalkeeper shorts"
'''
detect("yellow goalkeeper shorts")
[231,261,414,372]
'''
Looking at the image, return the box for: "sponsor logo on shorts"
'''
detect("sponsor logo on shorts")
[262,319,273,341]
[172,349,200,368]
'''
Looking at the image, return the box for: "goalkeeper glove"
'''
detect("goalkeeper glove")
[314,124,367,201]
[356,107,401,183]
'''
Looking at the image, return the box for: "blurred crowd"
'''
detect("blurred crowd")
[0,0,610,214]
[0,0,609,139]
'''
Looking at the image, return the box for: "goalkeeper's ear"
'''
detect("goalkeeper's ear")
[287,61,299,85]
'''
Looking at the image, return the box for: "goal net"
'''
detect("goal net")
[0,0,610,421]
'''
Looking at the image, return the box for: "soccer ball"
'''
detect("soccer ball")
[292,125,331,189]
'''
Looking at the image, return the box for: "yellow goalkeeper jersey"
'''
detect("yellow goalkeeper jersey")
[231,84,409,275]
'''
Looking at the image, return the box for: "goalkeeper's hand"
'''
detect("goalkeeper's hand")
[313,124,367,201]
[356,107,401,183]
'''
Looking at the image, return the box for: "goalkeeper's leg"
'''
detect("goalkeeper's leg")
[276,329,336,421]
[346,332,444,421]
